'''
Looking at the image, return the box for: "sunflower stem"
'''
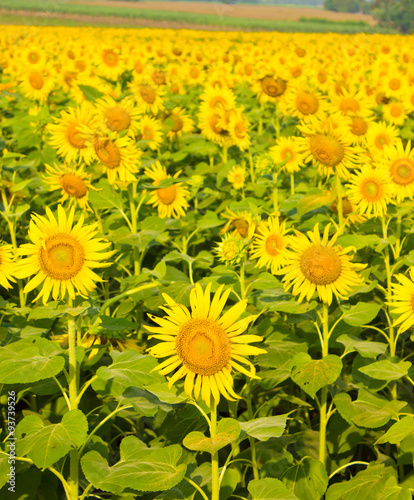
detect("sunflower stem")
[210,401,220,500]
[335,174,344,235]
[319,302,329,468]
[128,182,140,275]
[248,151,255,184]
[246,393,259,481]
[239,258,246,301]
[290,174,295,196]
[272,172,279,217]
[222,145,228,165]
[67,299,79,500]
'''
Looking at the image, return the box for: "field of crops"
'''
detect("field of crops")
[1,25,414,500]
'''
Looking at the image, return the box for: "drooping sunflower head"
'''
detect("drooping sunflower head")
[220,209,258,240]
[146,282,266,407]
[16,205,114,304]
[279,223,366,305]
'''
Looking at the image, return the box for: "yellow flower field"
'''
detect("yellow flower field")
[1,25,414,500]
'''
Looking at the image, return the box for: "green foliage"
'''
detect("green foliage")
[372,0,414,33]
[183,418,240,454]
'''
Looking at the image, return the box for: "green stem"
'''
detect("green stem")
[395,215,402,258]
[67,300,79,500]
[246,393,259,481]
[328,461,369,480]
[272,172,279,217]
[335,174,344,234]
[239,258,246,301]
[290,174,295,196]
[319,302,329,467]
[248,152,255,184]
[128,183,140,275]
[100,282,160,316]
[210,401,219,500]
[183,477,209,500]
[222,145,228,165]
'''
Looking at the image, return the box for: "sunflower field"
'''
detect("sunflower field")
[1,25,414,500]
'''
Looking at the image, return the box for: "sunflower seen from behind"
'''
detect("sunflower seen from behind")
[279,223,366,305]
[16,205,113,304]
[146,282,266,407]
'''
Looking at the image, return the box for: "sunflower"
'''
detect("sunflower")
[0,243,16,290]
[270,136,306,174]
[328,88,372,118]
[284,83,325,121]
[279,223,366,305]
[145,162,190,219]
[138,115,163,150]
[164,107,194,141]
[388,268,414,333]
[366,121,399,158]
[251,217,290,274]
[146,282,266,407]
[48,102,97,164]
[43,163,95,209]
[19,68,55,103]
[95,47,124,80]
[199,85,236,115]
[255,73,288,103]
[198,110,231,147]
[347,164,395,218]
[130,78,164,114]
[346,115,373,146]
[382,101,407,127]
[215,233,246,265]
[227,166,246,190]
[221,209,258,240]
[95,95,140,136]
[88,131,141,185]
[16,205,113,304]
[227,108,251,151]
[378,139,414,202]
[298,116,363,180]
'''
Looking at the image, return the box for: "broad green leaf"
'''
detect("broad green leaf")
[81,438,186,494]
[16,410,88,469]
[377,417,414,445]
[280,457,328,500]
[334,390,406,429]
[88,178,124,210]
[240,414,289,441]
[77,84,104,101]
[183,418,240,454]
[336,334,387,359]
[144,383,188,405]
[358,360,411,381]
[337,234,382,251]
[327,414,366,455]
[264,300,318,314]
[93,350,164,397]
[296,190,336,218]
[341,303,381,327]
[326,463,411,500]
[248,478,299,500]
[0,338,65,384]
[290,353,342,398]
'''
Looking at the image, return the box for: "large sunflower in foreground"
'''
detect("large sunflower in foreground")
[16,205,113,304]
[388,267,414,333]
[279,223,366,305]
[0,244,16,290]
[146,282,266,407]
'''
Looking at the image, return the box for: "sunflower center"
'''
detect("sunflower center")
[139,85,156,104]
[142,126,154,140]
[281,149,294,161]
[176,318,231,376]
[350,116,368,136]
[103,50,119,67]
[309,134,345,167]
[60,174,88,198]
[94,139,121,169]
[300,245,342,286]
[389,78,400,90]
[233,218,249,238]
[28,51,40,63]
[340,98,360,115]
[105,106,131,132]
[390,105,402,118]
[190,68,199,79]
[260,76,287,98]
[265,234,283,256]
[29,72,44,90]
[66,124,87,149]
[234,122,246,139]
[296,91,319,115]
[157,185,177,205]
[361,179,382,200]
[170,114,184,132]
[391,159,414,185]
[375,134,389,150]
[152,71,166,85]
[209,114,228,136]
[76,60,86,72]
[318,71,327,84]
[39,233,85,281]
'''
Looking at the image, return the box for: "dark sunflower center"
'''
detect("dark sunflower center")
[309,134,345,167]
[260,76,287,98]
[60,174,88,198]
[66,124,87,149]
[265,234,283,256]
[176,318,231,376]
[94,139,121,169]
[157,185,177,205]
[391,159,414,185]
[29,72,44,90]
[296,92,319,115]
[105,106,131,132]
[300,245,342,286]
[39,233,85,280]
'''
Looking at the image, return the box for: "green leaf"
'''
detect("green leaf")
[290,353,342,398]
[183,418,240,454]
[81,438,186,494]
[377,417,414,445]
[77,84,104,102]
[336,334,387,359]
[16,409,88,469]
[248,478,299,500]
[280,457,328,500]
[93,350,163,397]
[0,338,65,384]
[341,303,381,327]
[88,178,124,210]
[240,414,289,441]
[358,360,411,381]
[296,190,336,218]
[326,463,411,500]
